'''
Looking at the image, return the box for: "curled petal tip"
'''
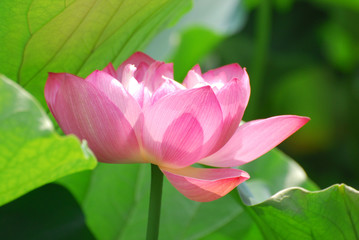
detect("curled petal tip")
[126,51,155,65]
[296,115,311,127]
[162,166,249,202]
[284,115,311,125]
[302,116,311,122]
[45,72,82,106]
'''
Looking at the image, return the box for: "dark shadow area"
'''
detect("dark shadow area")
[0,183,95,240]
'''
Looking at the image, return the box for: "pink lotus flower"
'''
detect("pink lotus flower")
[45,52,309,202]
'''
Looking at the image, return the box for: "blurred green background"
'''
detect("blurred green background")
[147,0,359,190]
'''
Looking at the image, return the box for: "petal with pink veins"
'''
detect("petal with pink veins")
[200,115,310,167]
[44,72,63,113]
[202,63,245,85]
[45,73,142,163]
[85,70,141,126]
[134,62,150,82]
[191,64,202,74]
[122,51,155,67]
[161,166,249,202]
[116,52,155,80]
[183,66,206,89]
[213,72,250,148]
[150,77,186,105]
[142,86,223,168]
[120,64,137,88]
[102,63,117,78]
[143,61,174,92]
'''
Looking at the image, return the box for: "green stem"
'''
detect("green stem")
[146,164,164,240]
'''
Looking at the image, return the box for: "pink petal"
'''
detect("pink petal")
[202,63,245,85]
[191,64,202,74]
[120,64,137,88]
[123,52,155,67]
[119,64,147,104]
[183,65,206,88]
[183,70,207,89]
[150,77,186,105]
[161,166,249,202]
[116,52,155,80]
[214,71,250,148]
[200,115,310,167]
[142,61,174,92]
[102,63,117,78]
[85,70,141,126]
[142,86,223,168]
[45,73,142,163]
[161,114,204,166]
[45,72,63,113]
[133,62,148,82]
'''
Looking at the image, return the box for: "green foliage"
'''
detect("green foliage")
[59,163,243,240]
[0,184,95,239]
[310,0,359,10]
[58,147,320,240]
[319,17,359,72]
[0,75,97,206]
[249,184,359,240]
[0,0,191,207]
[0,0,191,107]
[235,152,359,240]
[172,27,223,81]
[59,163,247,240]
[239,149,318,205]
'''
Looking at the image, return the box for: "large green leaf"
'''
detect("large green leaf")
[235,150,359,240]
[0,75,97,206]
[248,184,359,240]
[0,0,191,106]
[58,148,316,240]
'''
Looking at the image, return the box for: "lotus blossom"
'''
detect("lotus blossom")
[45,52,309,202]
